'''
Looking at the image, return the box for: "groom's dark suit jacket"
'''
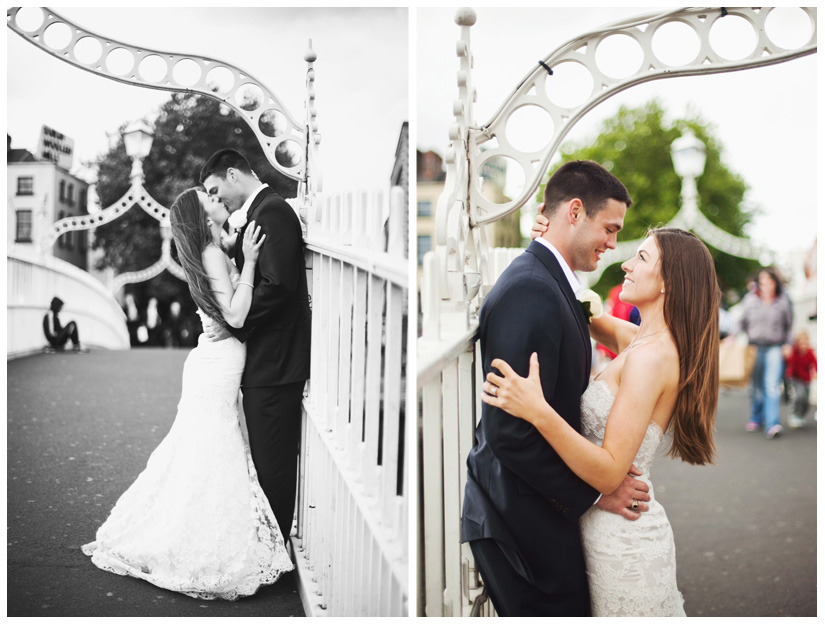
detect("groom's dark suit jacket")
[462,240,600,596]
[228,187,311,388]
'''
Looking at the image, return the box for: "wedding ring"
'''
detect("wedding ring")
[490,386,497,397]
[631,499,639,511]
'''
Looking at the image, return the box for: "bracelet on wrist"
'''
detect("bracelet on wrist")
[238,281,254,289]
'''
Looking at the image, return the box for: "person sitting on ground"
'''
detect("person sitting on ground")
[43,297,88,353]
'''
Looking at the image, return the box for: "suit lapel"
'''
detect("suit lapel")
[526,241,592,373]
[233,188,270,268]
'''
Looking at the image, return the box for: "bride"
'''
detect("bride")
[82,188,293,600]
[482,225,719,616]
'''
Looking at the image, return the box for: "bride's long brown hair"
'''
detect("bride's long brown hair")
[652,227,719,465]
[169,188,228,327]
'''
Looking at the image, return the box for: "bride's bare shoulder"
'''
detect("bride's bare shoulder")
[622,340,679,392]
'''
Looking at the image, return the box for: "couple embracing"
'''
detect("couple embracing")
[462,160,720,616]
[83,149,311,600]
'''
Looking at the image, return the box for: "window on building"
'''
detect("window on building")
[417,234,432,266]
[79,188,87,210]
[15,210,33,243]
[417,200,432,217]
[59,180,66,202]
[17,177,34,196]
[67,183,74,205]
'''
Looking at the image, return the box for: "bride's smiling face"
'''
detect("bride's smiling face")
[619,236,665,305]
[198,191,230,228]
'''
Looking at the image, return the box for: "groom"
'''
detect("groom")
[461,161,649,616]
[200,149,311,540]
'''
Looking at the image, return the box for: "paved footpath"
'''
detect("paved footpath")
[7,349,305,617]
[653,385,816,617]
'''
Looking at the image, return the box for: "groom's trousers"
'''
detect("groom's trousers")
[243,380,305,540]
[470,538,590,616]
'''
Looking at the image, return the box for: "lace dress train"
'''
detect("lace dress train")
[81,331,293,600]
[578,380,686,616]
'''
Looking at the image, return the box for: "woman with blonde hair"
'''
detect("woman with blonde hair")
[483,224,720,616]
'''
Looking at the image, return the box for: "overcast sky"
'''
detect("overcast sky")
[7,7,408,196]
[417,7,818,258]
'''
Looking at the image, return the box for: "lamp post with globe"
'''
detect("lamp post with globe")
[670,128,706,230]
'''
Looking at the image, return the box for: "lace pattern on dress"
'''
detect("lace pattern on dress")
[81,319,293,600]
[578,380,686,616]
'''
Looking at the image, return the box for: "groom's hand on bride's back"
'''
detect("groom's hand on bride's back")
[203,317,232,342]
[595,464,651,521]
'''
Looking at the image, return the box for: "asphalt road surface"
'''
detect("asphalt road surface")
[653,385,816,617]
[7,349,305,617]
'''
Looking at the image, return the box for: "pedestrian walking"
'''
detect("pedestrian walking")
[733,268,793,439]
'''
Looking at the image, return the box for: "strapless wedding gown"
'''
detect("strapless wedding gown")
[578,380,686,616]
[81,317,293,600]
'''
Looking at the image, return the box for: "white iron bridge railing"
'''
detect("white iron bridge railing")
[295,187,408,616]
[7,245,130,359]
[420,6,816,618]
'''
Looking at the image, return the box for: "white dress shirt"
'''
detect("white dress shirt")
[533,236,581,295]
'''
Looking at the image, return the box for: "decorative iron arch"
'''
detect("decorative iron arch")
[436,7,816,306]
[8,7,322,291]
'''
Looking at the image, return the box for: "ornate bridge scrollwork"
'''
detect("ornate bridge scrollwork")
[437,6,816,310]
[7,6,306,181]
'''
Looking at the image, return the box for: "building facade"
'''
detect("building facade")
[8,137,89,270]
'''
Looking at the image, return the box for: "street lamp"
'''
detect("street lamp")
[123,119,154,182]
[670,128,706,226]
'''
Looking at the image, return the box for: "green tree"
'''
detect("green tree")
[92,93,298,324]
[539,100,761,303]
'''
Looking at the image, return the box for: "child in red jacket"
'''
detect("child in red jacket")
[786,330,817,428]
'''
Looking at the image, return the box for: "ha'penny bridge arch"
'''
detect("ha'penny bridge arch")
[417,6,815,617]
[7,7,408,617]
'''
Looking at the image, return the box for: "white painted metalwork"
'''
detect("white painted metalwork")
[9,9,408,615]
[296,187,408,616]
[7,245,130,358]
[419,6,816,618]
[6,6,306,181]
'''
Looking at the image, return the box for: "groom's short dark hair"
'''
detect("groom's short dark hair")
[200,149,254,182]
[543,160,632,217]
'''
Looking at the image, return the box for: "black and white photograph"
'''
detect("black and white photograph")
[415,6,816,618]
[7,6,408,617]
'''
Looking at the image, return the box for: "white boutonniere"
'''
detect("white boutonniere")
[227,209,248,232]
[577,288,603,325]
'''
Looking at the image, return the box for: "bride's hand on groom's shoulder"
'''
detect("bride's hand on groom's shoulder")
[482,353,546,422]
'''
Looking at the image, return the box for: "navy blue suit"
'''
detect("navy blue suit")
[461,240,599,616]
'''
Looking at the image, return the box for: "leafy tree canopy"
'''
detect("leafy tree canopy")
[538,99,761,304]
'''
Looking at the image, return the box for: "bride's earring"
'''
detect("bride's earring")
[660,288,665,294]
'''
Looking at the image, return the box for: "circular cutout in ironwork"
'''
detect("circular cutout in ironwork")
[43,21,72,50]
[545,61,594,109]
[505,105,554,154]
[476,154,523,205]
[709,15,757,61]
[106,47,135,76]
[595,33,644,79]
[206,66,235,95]
[172,58,202,87]
[652,21,701,67]
[15,7,45,32]
[765,7,812,50]
[236,83,264,111]
[139,54,167,83]
[73,36,102,65]
[259,109,288,138]
[274,140,302,169]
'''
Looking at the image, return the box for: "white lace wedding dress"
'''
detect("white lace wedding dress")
[578,380,686,616]
[81,313,293,600]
